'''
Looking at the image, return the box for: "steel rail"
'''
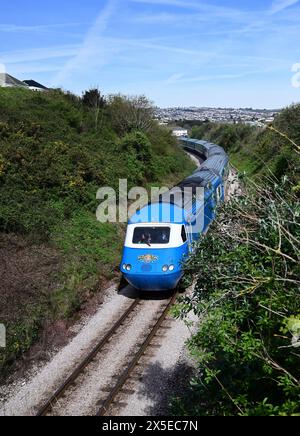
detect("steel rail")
[96,292,178,416]
[36,298,140,416]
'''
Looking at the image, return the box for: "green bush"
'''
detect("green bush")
[0,88,194,238]
[190,106,300,184]
[50,211,124,318]
[173,104,300,416]
[173,180,300,416]
[0,87,195,374]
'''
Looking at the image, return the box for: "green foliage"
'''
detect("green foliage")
[173,180,300,416]
[107,94,155,135]
[0,87,194,374]
[82,88,106,132]
[190,106,300,185]
[173,106,300,417]
[120,131,154,183]
[50,211,124,319]
[1,300,47,373]
[82,88,106,109]
[0,88,193,238]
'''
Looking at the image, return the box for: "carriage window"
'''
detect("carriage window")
[133,227,170,245]
[181,226,187,243]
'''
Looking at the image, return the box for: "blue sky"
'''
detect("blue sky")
[1,0,300,108]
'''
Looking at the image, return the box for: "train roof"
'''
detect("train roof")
[129,137,228,224]
[179,138,228,188]
[129,202,189,225]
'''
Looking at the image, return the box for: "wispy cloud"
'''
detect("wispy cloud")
[52,0,119,87]
[270,0,299,14]
[130,11,236,25]
[0,23,84,33]
[117,38,214,57]
[0,45,79,65]
[2,34,284,71]
[131,12,185,24]
[1,0,299,107]
[164,67,285,85]
[130,0,247,20]
[9,63,63,76]
[165,73,184,84]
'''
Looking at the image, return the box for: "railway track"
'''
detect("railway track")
[36,298,140,416]
[97,292,178,416]
[36,292,178,417]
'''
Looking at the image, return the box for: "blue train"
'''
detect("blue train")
[120,138,229,291]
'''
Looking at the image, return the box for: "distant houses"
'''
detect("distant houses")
[0,72,48,91]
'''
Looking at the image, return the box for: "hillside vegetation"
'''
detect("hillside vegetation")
[190,106,300,187]
[173,104,300,416]
[0,88,195,374]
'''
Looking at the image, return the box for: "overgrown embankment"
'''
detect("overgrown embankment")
[189,105,300,188]
[173,104,300,416]
[0,88,195,375]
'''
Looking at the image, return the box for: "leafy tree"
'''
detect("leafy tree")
[108,94,155,135]
[82,87,106,131]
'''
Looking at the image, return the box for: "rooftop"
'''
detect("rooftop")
[23,80,48,90]
[0,73,29,88]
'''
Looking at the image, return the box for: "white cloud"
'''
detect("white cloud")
[165,73,184,84]
[270,0,299,14]
[130,0,247,20]
[0,23,83,33]
[131,12,184,24]
[9,63,63,75]
[164,70,277,85]
[1,0,297,107]
[0,45,79,65]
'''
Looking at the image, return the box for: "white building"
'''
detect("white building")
[172,128,188,138]
[23,80,48,92]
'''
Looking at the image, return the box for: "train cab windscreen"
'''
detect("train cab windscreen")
[133,227,171,246]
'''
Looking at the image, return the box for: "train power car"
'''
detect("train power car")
[120,138,229,291]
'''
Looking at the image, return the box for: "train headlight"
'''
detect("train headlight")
[126,264,132,271]
[122,264,127,271]
[169,265,175,272]
[162,265,168,272]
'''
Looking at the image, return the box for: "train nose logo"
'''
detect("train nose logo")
[138,254,158,264]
